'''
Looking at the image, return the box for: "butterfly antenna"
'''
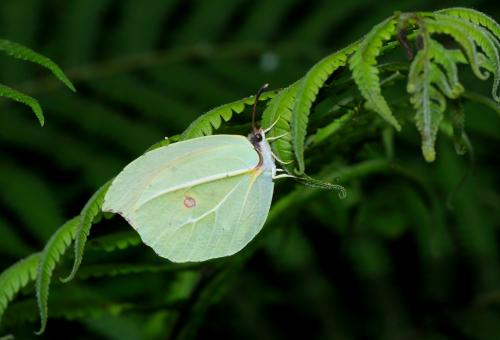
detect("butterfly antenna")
[252,83,269,130]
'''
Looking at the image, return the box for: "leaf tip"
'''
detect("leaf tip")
[59,271,75,283]
[32,102,44,127]
[383,113,402,131]
[34,321,46,335]
[65,80,76,93]
[422,145,436,162]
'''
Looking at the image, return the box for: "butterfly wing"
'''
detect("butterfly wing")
[134,170,273,262]
[103,134,274,262]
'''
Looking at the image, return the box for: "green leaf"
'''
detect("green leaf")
[0,83,44,126]
[407,38,446,162]
[462,91,500,117]
[291,43,357,173]
[293,175,347,199]
[448,100,467,155]
[0,253,40,324]
[261,83,298,172]
[432,14,499,102]
[311,110,355,145]
[404,11,500,161]
[426,41,464,98]
[4,297,135,327]
[0,39,75,92]
[180,90,276,140]
[145,135,179,152]
[437,7,500,39]
[61,180,112,283]
[86,231,142,252]
[75,263,198,280]
[35,217,79,335]
[424,17,487,81]
[349,16,401,130]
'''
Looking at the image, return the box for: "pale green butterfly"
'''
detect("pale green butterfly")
[102,84,288,262]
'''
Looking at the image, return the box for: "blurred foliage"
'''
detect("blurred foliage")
[0,0,499,339]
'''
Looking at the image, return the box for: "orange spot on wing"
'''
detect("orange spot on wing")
[184,196,196,208]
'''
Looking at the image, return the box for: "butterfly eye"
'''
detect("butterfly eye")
[248,131,263,145]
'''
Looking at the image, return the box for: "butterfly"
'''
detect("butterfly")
[102,84,289,262]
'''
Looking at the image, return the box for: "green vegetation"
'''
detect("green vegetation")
[0,2,499,339]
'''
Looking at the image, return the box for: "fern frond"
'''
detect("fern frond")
[291,43,357,173]
[0,253,40,324]
[35,217,79,335]
[175,264,241,340]
[407,35,448,162]
[0,83,44,126]
[462,91,500,117]
[61,180,112,283]
[0,39,75,92]
[312,110,355,145]
[86,231,142,252]
[76,263,198,280]
[166,271,200,303]
[448,100,467,155]
[431,14,499,101]
[49,301,135,321]
[424,18,487,81]
[349,16,401,131]
[146,135,180,152]
[3,298,135,327]
[427,41,464,98]
[480,29,500,74]
[181,91,276,140]
[293,175,347,199]
[261,83,298,172]
[437,7,500,39]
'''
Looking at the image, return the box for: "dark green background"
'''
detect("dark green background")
[0,0,499,339]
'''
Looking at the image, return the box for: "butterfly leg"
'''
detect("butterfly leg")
[263,115,281,134]
[267,132,289,142]
[271,152,293,165]
[273,173,297,180]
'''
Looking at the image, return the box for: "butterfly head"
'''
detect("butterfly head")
[249,127,264,146]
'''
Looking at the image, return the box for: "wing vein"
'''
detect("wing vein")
[124,144,257,212]
[135,163,254,209]
[153,177,245,258]
[224,173,260,255]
